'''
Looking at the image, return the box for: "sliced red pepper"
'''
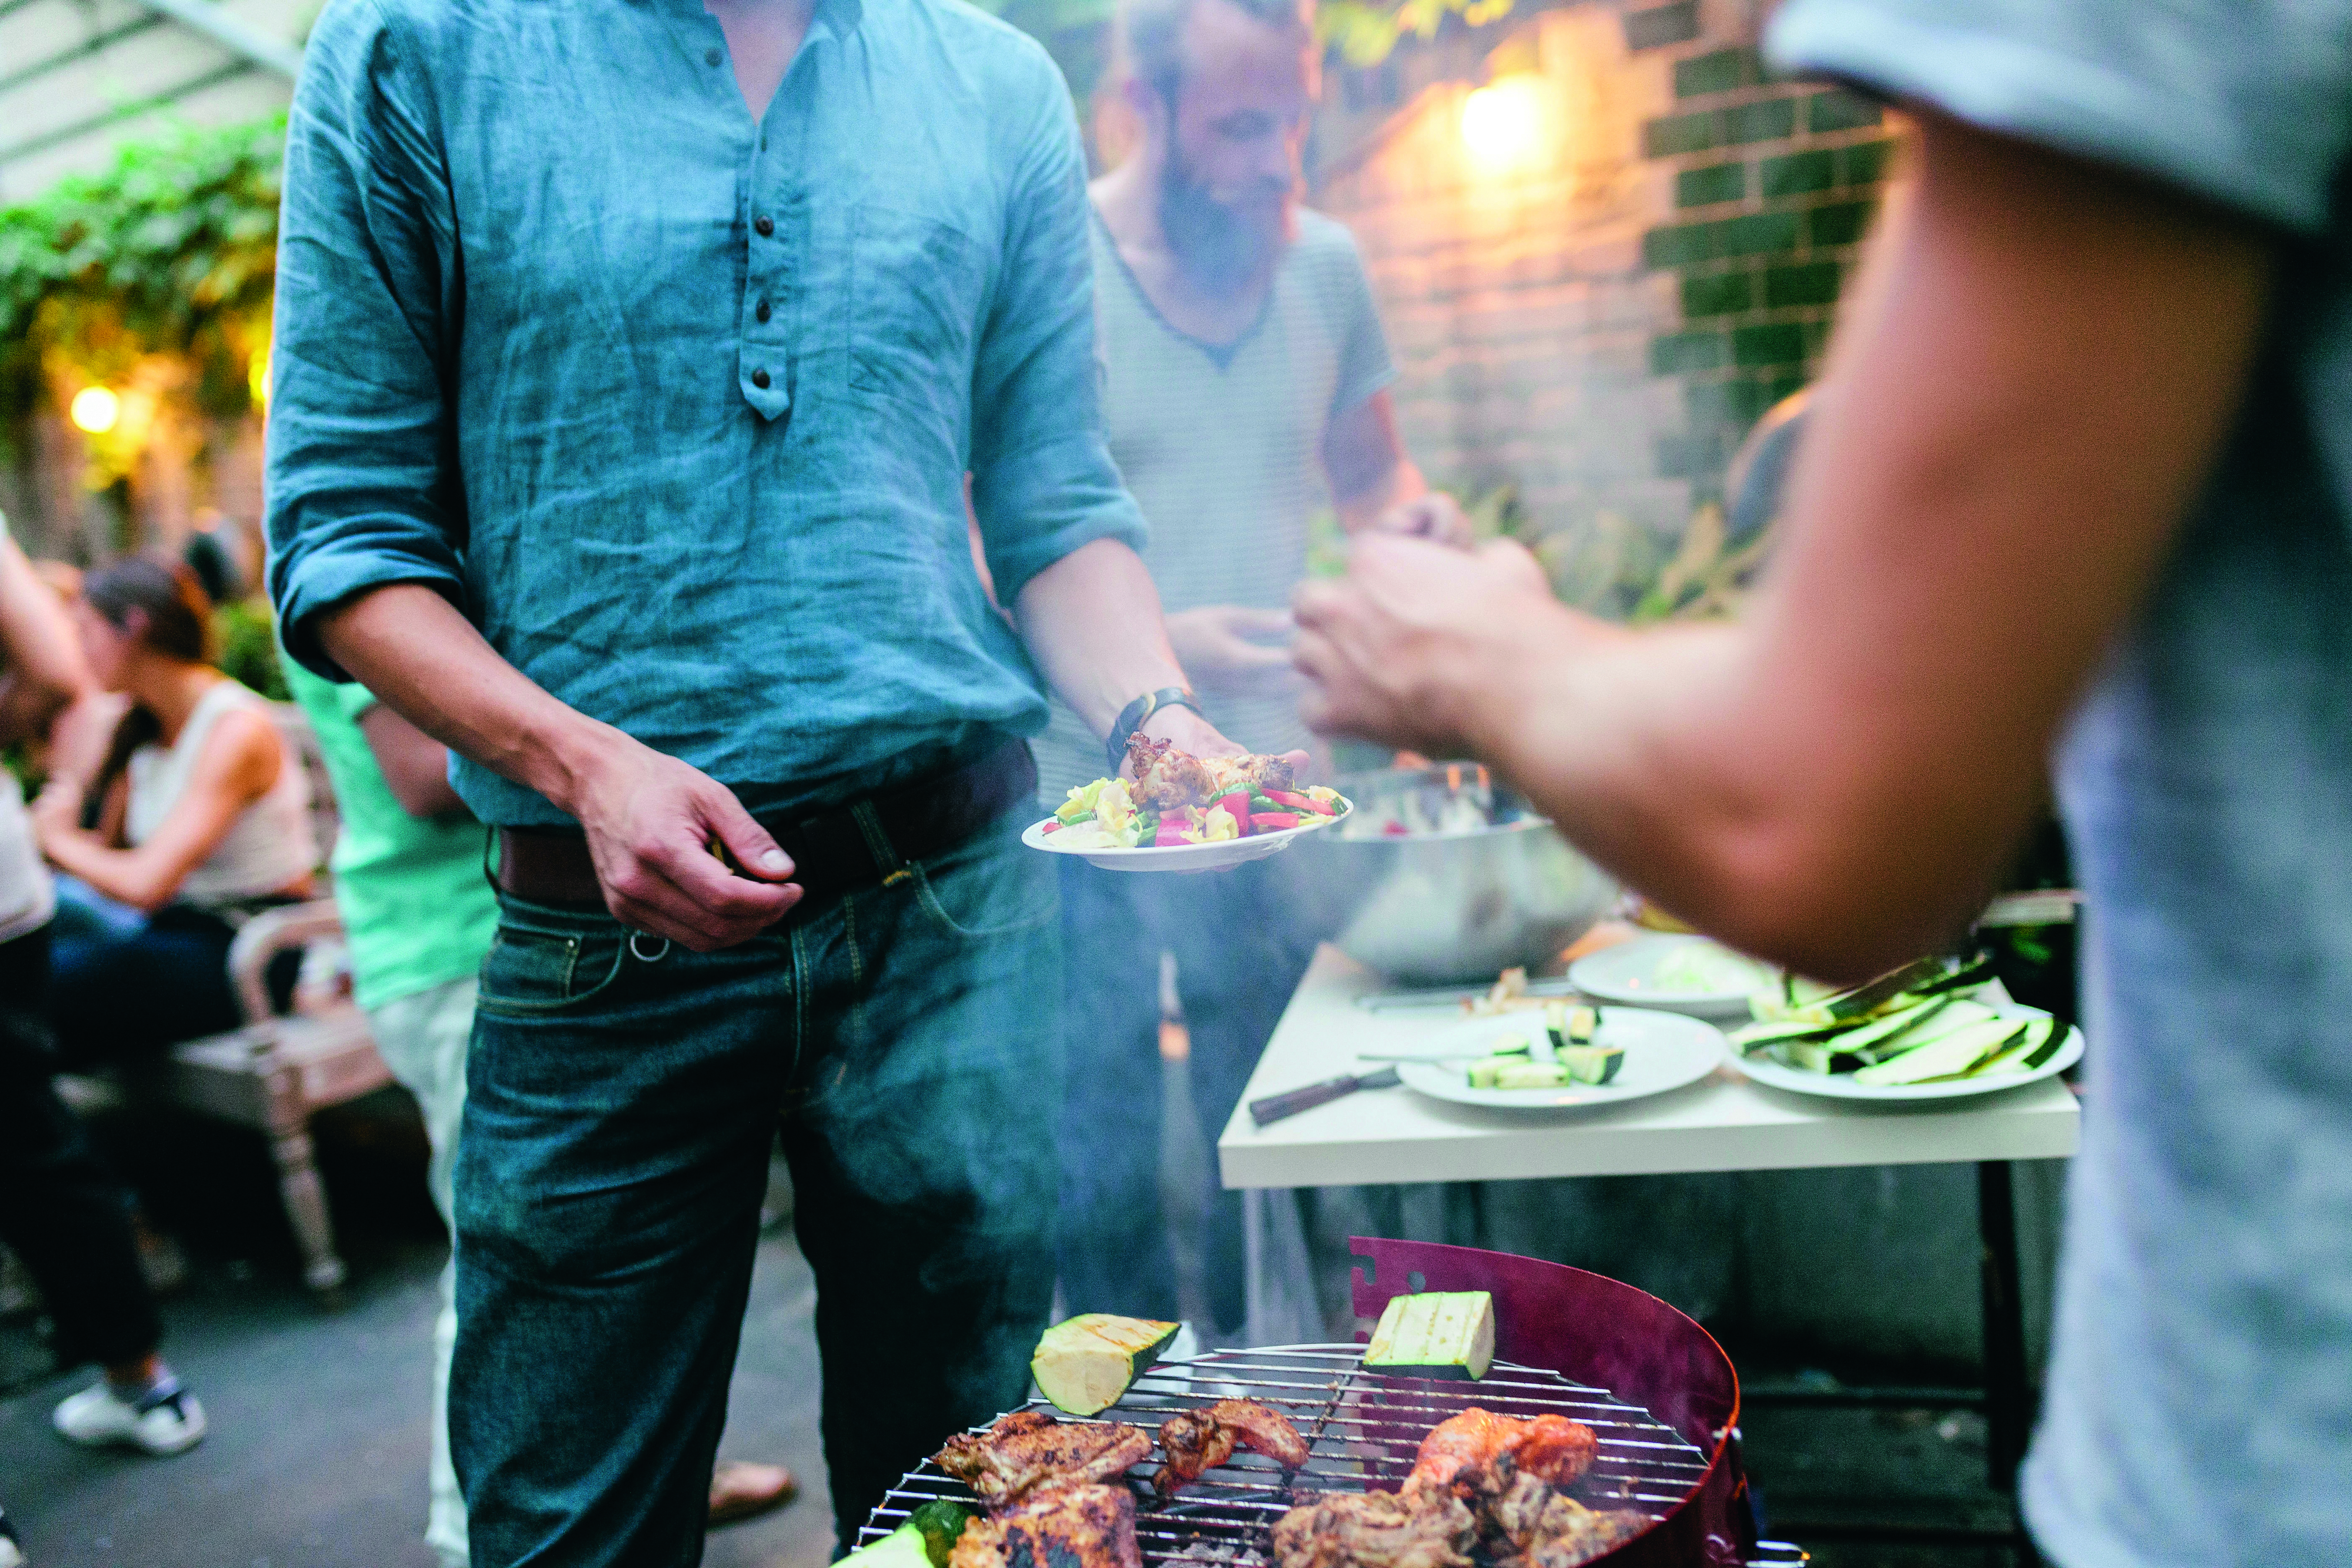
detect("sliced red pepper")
[1042,820,1060,833]
[1252,812,1303,832]
[1264,789,1334,816]
[1212,791,1251,836]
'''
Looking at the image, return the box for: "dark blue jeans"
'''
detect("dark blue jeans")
[1053,856,1321,1334]
[449,811,1060,1567]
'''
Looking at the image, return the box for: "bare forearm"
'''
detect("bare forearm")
[1013,539,1190,736]
[1462,615,2006,980]
[358,703,468,819]
[313,583,800,948]
[316,585,609,818]
[43,830,181,913]
[1335,459,1424,534]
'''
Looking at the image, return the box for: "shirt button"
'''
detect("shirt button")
[755,215,774,237]
[705,46,722,65]
[752,369,771,389]
[756,299,771,322]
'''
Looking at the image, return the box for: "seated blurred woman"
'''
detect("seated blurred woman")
[33,558,314,1063]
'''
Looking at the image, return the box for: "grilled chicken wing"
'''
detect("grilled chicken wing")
[936,1410,1154,1511]
[948,1484,1145,1568]
[1508,1501,1650,1568]
[1126,734,1220,810]
[1405,1410,1597,1497]
[1153,1398,1311,1496]
[1239,753,1296,792]
[1271,1489,1476,1568]
[1476,1462,1650,1568]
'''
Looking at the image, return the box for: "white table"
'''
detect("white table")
[1215,945,2081,1559]
[1218,948,2080,1190]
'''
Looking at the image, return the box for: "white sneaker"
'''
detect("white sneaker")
[52,1380,206,1456]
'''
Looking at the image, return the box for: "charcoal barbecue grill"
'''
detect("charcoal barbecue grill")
[858,1240,1805,1568]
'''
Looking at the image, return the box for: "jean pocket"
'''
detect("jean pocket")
[474,919,630,1016]
[848,204,982,423]
[908,823,1057,941]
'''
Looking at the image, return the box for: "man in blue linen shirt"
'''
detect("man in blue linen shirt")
[267,0,1261,1559]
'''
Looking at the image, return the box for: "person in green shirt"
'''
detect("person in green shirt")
[281,660,797,1565]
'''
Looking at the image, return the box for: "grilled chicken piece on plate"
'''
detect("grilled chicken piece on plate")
[1126,734,1220,810]
[936,1410,1153,1511]
[1154,1399,1311,1496]
[950,1483,1144,1568]
[1271,1489,1476,1568]
[1406,1409,1597,1498]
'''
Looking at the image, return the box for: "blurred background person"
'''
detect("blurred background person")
[0,519,206,1494]
[1037,0,1467,1334]
[281,659,800,1567]
[31,558,314,1067]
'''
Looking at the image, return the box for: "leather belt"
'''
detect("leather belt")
[493,739,1038,917]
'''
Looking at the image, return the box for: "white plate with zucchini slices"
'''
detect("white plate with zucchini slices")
[1731,1000,2084,1102]
[1391,1006,1728,1112]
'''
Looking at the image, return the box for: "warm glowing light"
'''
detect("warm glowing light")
[70,386,120,434]
[1460,76,1549,172]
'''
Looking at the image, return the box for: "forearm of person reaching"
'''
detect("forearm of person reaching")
[1326,391,1470,545]
[315,585,799,950]
[1015,538,1279,764]
[1296,114,2272,981]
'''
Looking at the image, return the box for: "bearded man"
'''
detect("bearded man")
[1036,0,1465,1334]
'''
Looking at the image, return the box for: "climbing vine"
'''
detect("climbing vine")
[0,115,283,480]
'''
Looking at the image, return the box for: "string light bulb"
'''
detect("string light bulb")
[1460,75,1549,173]
[70,386,120,434]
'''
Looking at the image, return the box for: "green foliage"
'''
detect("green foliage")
[1308,485,1769,624]
[0,115,284,435]
[213,596,289,703]
[969,0,1117,102]
[1320,0,1512,67]
[969,0,1514,93]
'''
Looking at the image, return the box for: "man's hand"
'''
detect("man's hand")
[1366,492,1473,548]
[1166,606,1297,701]
[1293,536,1585,756]
[560,730,802,952]
[315,585,802,953]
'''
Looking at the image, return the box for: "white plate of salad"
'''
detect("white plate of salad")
[1568,934,1779,1021]
[1027,740,1351,872]
[1389,1004,1728,1112]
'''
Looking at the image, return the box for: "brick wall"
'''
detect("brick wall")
[1312,0,1896,539]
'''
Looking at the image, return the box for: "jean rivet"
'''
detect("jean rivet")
[629,932,672,963]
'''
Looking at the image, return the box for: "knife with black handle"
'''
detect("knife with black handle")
[1248,1066,1403,1127]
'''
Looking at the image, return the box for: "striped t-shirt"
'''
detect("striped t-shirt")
[1032,206,1398,801]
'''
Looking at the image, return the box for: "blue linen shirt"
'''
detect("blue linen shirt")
[266,0,1147,826]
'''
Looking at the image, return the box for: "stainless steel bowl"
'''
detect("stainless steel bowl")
[1297,763,1620,985]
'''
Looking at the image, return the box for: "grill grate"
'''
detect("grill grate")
[857,1345,1805,1568]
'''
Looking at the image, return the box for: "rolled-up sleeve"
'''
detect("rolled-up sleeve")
[1767,0,2352,236]
[266,0,468,679]
[965,56,1148,604]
